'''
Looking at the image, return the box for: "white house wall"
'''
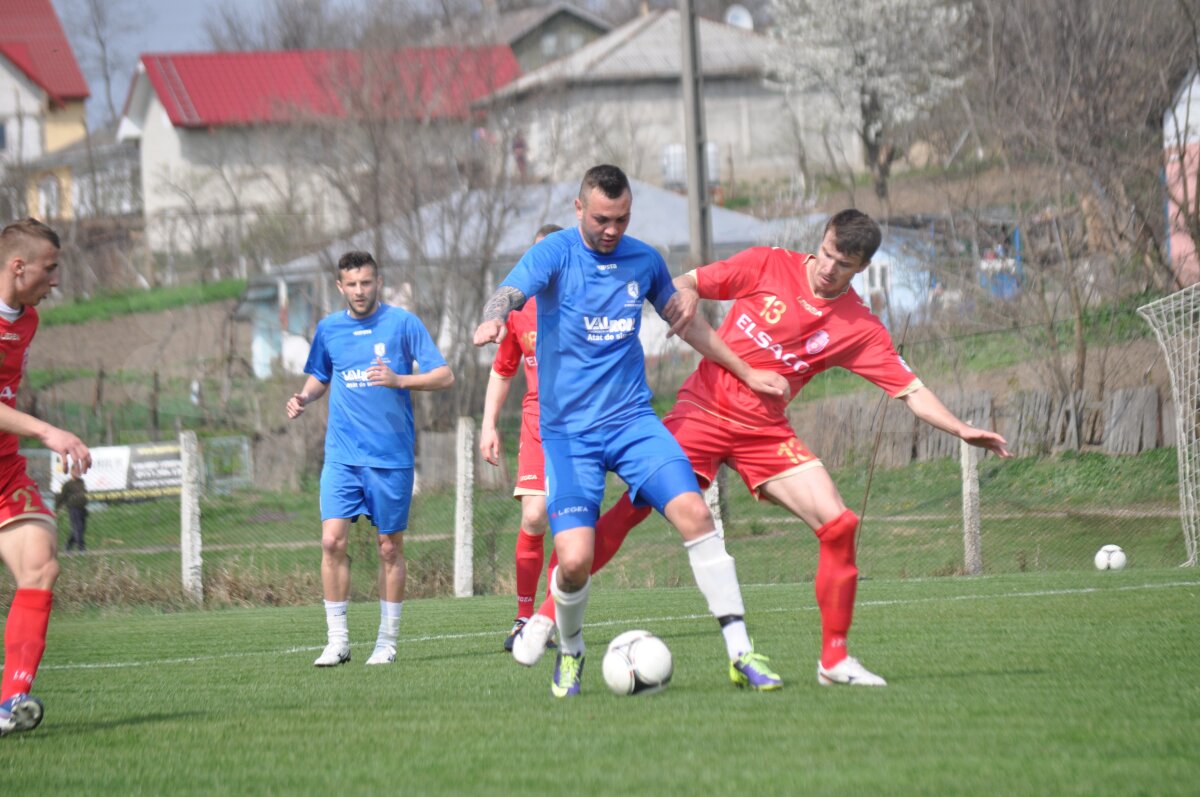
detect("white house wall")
[0,60,46,166]
[518,78,860,187]
[139,92,349,253]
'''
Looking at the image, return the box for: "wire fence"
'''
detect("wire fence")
[5,394,1184,614]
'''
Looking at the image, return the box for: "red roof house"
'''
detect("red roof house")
[0,0,89,105]
[116,45,521,252]
[126,47,520,129]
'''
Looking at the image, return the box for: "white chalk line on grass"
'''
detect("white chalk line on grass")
[35,579,1199,672]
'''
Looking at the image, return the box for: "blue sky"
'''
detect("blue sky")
[52,0,272,128]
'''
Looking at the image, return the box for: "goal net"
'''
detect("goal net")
[1138,283,1200,566]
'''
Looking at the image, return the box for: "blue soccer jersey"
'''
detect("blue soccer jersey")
[500,228,676,438]
[305,303,447,468]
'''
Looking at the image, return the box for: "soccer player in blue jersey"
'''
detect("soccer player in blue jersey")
[474,165,786,697]
[287,251,453,667]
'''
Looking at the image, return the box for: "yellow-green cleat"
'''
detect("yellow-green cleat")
[551,651,585,698]
[729,650,783,691]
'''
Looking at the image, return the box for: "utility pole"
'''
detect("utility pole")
[679,0,712,269]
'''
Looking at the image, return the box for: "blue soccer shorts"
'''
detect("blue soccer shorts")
[543,414,700,534]
[319,462,414,534]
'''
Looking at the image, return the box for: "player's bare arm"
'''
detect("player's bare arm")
[675,313,788,398]
[662,272,699,338]
[474,286,527,346]
[286,376,328,419]
[0,403,91,475]
[368,361,454,391]
[479,371,513,466]
[901,387,1012,458]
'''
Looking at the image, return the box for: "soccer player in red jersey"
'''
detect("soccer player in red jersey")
[591,209,1011,686]
[0,219,92,736]
[481,224,651,652]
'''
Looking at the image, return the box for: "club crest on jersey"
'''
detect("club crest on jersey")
[374,342,386,358]
[805,330,830,354]
[626,281,640,299]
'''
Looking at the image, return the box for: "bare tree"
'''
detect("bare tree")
[768,0,972,203]
[203,0,359,50]
[60,0,145,127]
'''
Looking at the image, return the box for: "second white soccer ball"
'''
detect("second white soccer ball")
[602,630,673,695]
[1094,544,1127,571]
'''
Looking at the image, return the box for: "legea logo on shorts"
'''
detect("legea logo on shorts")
[551,505,589,518]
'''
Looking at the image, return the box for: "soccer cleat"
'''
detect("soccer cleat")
[729,650,784,691]
[0,693,44,737]
[504,617,527,653]
[313,641,351,667]
[365,644,396,665]
[511,614,556,666]
[817,656,887,687]
[551,652,584,698]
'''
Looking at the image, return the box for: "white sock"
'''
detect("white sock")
[324,600,349,646]
[376,600,403,648]
[720,620,752,660]
[550,567,589,657]
[685,532,751,659]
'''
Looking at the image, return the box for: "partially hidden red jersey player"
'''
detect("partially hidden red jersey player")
[0,218,92,736]
[584,209,1011,686]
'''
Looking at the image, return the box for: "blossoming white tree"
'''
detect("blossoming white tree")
[768,0,971,200]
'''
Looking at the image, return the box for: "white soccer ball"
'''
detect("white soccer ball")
[602,630,673,696]
[1094,544,1127,571]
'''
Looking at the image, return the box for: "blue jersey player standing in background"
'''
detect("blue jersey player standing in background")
[287,251,453,667]
[474,165,786,697]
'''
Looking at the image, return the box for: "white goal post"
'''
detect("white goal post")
[1138,285,1200,567]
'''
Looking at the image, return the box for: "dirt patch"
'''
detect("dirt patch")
[30,300,250,380]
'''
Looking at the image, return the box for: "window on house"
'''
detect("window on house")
[0,123,6,151]
[541,32,558,57]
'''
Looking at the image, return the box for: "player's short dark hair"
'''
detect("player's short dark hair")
[535,224,563,241]
[579,164,630,202]
[0,217,60,261]
[336,250,378,277]
[824,209,881,261]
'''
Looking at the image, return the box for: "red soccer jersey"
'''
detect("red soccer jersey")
[675,247,921,430]
[490,297,539,415]
[0,307,38,458]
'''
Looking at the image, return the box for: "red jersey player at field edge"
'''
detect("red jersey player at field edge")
[0,218,92,737]
[480,224,651,653]
[568,209,1011,687]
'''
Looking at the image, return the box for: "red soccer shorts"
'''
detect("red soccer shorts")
[663,402,823,498]
[0,455,55,531]
[513,411,546,498]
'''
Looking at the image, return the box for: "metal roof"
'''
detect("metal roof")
[483,9,777,102]
[0,0,89,103]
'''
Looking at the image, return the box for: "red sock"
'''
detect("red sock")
[535,493,651,622]
[593,492,651,571]
[814,510,858,669]
[2,588,53,701]
[514,529,545,620]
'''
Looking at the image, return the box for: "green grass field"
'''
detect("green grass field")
[5,569,1198,795]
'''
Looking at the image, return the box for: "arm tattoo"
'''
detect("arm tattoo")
[482,286,527,323]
